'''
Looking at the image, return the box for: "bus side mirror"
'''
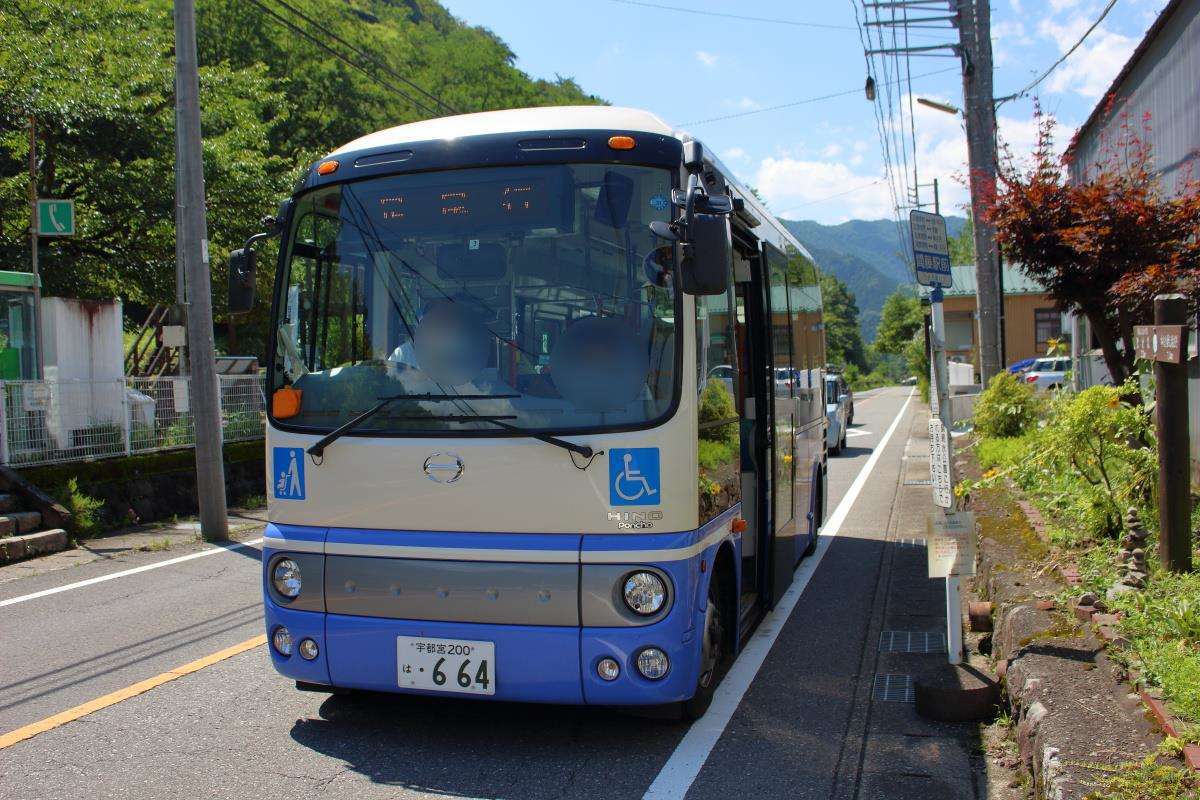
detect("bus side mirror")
[680,213,731,296]
[228,247,256,315]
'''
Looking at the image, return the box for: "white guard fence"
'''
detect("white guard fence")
[0,375,266,468]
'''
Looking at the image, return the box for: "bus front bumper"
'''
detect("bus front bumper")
[262,525,723,706]
[265,600,702,706]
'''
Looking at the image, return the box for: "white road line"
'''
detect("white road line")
[642,389,915,800]
[0,538,265,609]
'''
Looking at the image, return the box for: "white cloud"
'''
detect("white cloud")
[821,143,844,158]
[1038,19,1137,98]
[723,146,750,163]
[755,158,895,221]
[695,50,718,67]
[1048,0,1081,10]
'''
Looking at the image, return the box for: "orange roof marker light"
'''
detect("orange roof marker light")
[316,160,340,176]
[607,135,636,151]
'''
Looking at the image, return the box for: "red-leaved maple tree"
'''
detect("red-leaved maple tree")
[987,103,1200,385]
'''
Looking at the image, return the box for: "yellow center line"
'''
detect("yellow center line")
[0,634,266,751]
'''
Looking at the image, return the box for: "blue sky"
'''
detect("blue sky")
[439,0,1167,224]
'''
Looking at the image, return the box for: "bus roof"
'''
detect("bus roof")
[330,106,675,155]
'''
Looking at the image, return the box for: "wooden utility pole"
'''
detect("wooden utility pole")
[28,117,43,379]
[174,0,229,541]
[956,0,1003,384]
[1151,295,1191,572]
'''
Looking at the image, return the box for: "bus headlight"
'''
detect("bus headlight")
[623,571,667,616]
[272,558,302,598]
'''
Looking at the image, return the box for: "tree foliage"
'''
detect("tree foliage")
[819,273,867,371]
[948,214,974,265]
[0,0,599,353]
[987,104,1200,385]
[873,289,922,356]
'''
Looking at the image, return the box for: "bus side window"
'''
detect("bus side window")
[696,270,741,525]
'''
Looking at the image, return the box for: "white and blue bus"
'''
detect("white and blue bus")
[230,106,827,718]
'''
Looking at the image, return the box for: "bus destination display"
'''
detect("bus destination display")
[366,176,562,234]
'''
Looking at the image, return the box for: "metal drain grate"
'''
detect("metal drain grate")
[873,674,915,702]
[880,630,947,653]
[896,537,927,548]
[903,478,932,486]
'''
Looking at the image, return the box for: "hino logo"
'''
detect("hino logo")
[423,452,465,484]
[608,510,663,530]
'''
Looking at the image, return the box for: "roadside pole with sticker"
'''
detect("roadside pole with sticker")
[273,447,306,500]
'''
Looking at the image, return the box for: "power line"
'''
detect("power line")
[605,0,855,30]
[269,0,459,115]
[245,0,441,117]
[995,0,1119,104]
[678,66,957,126]
[788,180,885,209]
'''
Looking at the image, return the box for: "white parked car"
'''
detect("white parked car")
[1023,357,1070,390]
[825,374,852,454]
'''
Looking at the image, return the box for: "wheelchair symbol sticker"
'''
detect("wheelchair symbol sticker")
[273,447,306,500]
[609,448,660,506]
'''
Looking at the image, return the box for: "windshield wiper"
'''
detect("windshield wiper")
[442,415,596,459]
[306,393,519,458]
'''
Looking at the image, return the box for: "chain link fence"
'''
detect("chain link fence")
[0,375,265,467]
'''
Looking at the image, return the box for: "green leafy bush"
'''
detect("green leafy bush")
[698,378,737,444]
[1020,383,1155,541]
[974,372,1039,437]
[57,477,104,539]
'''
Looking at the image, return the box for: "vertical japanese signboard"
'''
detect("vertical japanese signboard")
[928,417,953,508]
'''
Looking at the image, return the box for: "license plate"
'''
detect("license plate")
[396,636,495,695]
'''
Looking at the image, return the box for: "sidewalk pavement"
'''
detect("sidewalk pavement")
[0,507,267,587]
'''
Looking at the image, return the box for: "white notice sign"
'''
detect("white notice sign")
[910,210,952,287]
[928,417,952,508]
[927,511,977,578]
[929,360,939,417]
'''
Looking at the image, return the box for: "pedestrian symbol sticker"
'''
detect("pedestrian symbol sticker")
[609,448,660,506]
[273,447,306,500]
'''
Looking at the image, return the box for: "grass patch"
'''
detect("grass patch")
[1080,757,1197,799]
[697,439,737,472]
[977,435,1031,471]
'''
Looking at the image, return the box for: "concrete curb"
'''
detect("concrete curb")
[974,492,1162,798]
[0,528,69,565]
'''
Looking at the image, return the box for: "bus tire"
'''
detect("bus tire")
[681,571,731,720]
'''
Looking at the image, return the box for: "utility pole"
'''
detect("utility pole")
[28,116,42,379]
[956,0,1003,384]
[174,0,228,541]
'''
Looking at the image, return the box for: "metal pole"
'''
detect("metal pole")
[933,178,940,215]
[957,0,1003,384]
[174,0,228,541]
[1154,294,1191,573]
[930,287,962,664]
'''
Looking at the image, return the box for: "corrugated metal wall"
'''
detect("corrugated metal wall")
[1069,0,1200,480]
[1069,0,1200,194]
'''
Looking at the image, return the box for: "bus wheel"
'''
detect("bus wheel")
[682,575,729,720]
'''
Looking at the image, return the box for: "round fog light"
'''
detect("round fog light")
[623,571,667,616]
[298,638,319,661]
[272,558,302,599]
[636,647,670,680]
[596,657,620,681]
[272,626,293,657]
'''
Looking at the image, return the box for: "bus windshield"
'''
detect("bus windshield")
[271,163,678,436]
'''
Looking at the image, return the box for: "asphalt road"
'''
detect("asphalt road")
[0,386,982,800]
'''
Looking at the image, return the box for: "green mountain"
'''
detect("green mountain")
[781,216,967,341]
